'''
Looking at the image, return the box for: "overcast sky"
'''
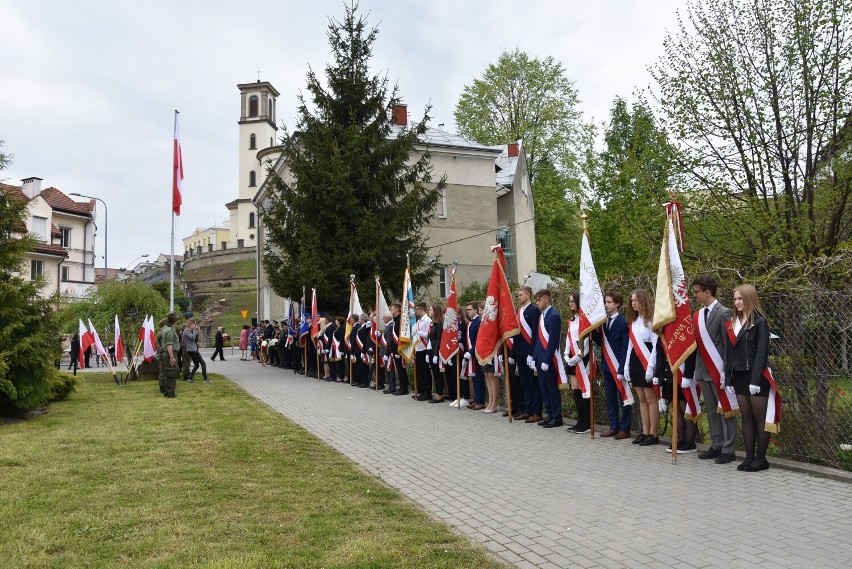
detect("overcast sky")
[1,0,683,269]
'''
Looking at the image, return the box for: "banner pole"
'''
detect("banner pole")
[672,367,679,465]
[504,343,513,422]
[456,351,461,411]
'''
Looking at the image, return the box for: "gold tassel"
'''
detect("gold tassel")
[764,422,780,434]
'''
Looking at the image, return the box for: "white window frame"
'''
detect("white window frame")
[32,216,48,242]
[31,259,44,280]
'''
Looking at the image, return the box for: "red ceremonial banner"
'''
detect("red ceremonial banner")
[475,259,520,365]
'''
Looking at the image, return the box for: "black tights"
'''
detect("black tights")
[737,394,770,464]
[676,401,697,442]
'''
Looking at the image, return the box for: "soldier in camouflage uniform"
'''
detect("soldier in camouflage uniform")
[158,312,181,398]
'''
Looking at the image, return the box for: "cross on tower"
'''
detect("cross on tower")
[256,67,262,82]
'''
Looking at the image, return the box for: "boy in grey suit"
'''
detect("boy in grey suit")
[691,276,737,464]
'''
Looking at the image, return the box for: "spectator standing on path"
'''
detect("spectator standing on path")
[158,313,181,398]
[692,275,737,465]
[183,317,210,384]
[69,332,80,372]
[239,325,249,360]
[211,327,226,361]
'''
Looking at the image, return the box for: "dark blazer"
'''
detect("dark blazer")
[350,322,362,358]
[655,339,697,383]
[512,303,540,359]
[428,321,443,359]
[466,316,481,357]
[357,322,372,355]
[725,314,769,386]
[533,306,561,367]
[215,330,224,349]
[593,314,628,376]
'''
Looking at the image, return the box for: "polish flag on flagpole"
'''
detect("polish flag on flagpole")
[142,315,157,362]
[114,314,125,365]
[173,111,183,216]
[78,318,94,368]
[578,229,607,341]
[88,318,108,364]
[310,288,319,339]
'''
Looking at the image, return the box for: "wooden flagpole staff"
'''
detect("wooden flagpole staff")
[672,368,679,465]
[504,343,513,422]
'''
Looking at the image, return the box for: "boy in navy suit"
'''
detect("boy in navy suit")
[532,289,563,428]
[593,291,632,439]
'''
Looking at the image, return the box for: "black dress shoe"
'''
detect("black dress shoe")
[537,420,549,426]
[382,389,393,394]
[698,448,722,460]
[393,390,408,396]
[744,459,769,472]
[632,433,648,445]
[737,458,753,471]
[417,394,431,401]
[542,420,563,428]
[715,453,737,464]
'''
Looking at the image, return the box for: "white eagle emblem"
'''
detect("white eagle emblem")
[482,295,498,322]
[444,307,458,332]
[671,263,689,307]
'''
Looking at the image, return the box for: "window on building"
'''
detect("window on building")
[249,95,259,117]
[249,133,256,150]
[31,260,43,280]
[249,212,255,228]
[32,216,47,242]
[60,226,71,247]
[436,187,447,219]
[61,266,70,281]
[249,171,256,187]
[439,266,448,298]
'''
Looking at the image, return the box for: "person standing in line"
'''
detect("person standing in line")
[414,302,432,401]
[427,304,446,403]
[726,284,772,472]
[183,317,210,384]
[563,292,592,434]
[463,302,484,410]
[692,275,737,465]
[624,289,660,446]
[514,286,542,423]
[211,327,226,361]
[69,332,80,371]
[532,289,563,428]
[594,292,632,439]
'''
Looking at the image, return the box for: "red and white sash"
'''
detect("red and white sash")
[680,369,703,421]
[538,312,568,385]
[696,311,739,416]
[628,320,660,399]
[331,335,340,359]
[565,320,592,397]
[602,325,633,406]
[518,305,533,345]
[763,368,782,433]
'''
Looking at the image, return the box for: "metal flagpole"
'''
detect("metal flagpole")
[375,276,380,391]
[170,110,178,312]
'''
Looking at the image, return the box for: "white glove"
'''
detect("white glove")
[749,384,760,395]
[527,356,535,369]
[508,357,515,365]
[463,352,471,360]
[652,376,659,386]
[569,356,581,366]
[658,399,668,413]
[681,377,693,389]
[645,369,654,381]
[541,362,549,371]
[432,356,438,364]
[725,386,735,395]
[563,353,572,364]
[617,374,626,382]
[383,356,389,365]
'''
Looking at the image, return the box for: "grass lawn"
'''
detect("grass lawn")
[0,374,506,569]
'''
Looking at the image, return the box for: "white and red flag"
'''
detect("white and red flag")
[475,257,520,365]
[375,278,390,333]
[398,266,417,363]
[173,111,183,216]
[310,288,319,339]
[88,318,107,364]
[652,211,696,370]
[78,318,94,368]
[578,230,607,341]
[114,314,125,365]
[141,315,157,362]
[439,266,460,364]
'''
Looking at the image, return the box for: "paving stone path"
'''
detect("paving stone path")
[207,353,852,569]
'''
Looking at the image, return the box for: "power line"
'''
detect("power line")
[426,217,535,250]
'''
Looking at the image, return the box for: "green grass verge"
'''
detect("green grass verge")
[184,259,257,282]
[0,374,506,569]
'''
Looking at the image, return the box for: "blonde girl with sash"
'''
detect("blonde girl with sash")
[725,284,772,472]
[624,289,660,446]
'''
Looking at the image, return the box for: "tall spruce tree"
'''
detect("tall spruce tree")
[262,5,444,310]
[0,142,69,414]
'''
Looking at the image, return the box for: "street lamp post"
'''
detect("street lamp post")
[70,193,107,281]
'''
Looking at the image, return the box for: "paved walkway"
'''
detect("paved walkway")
[206,352,851,569]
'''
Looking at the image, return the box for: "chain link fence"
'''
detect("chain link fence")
[535,287,852,470]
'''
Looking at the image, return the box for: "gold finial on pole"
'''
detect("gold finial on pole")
[581,209,588,232]
[349,273,355,283]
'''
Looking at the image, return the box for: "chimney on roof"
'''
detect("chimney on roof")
[507,142,519,158]
[392,104,408,127]
[22,177,43,199]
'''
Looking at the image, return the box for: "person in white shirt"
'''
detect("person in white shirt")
[624,289,660,446]
[414,302,432,401]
